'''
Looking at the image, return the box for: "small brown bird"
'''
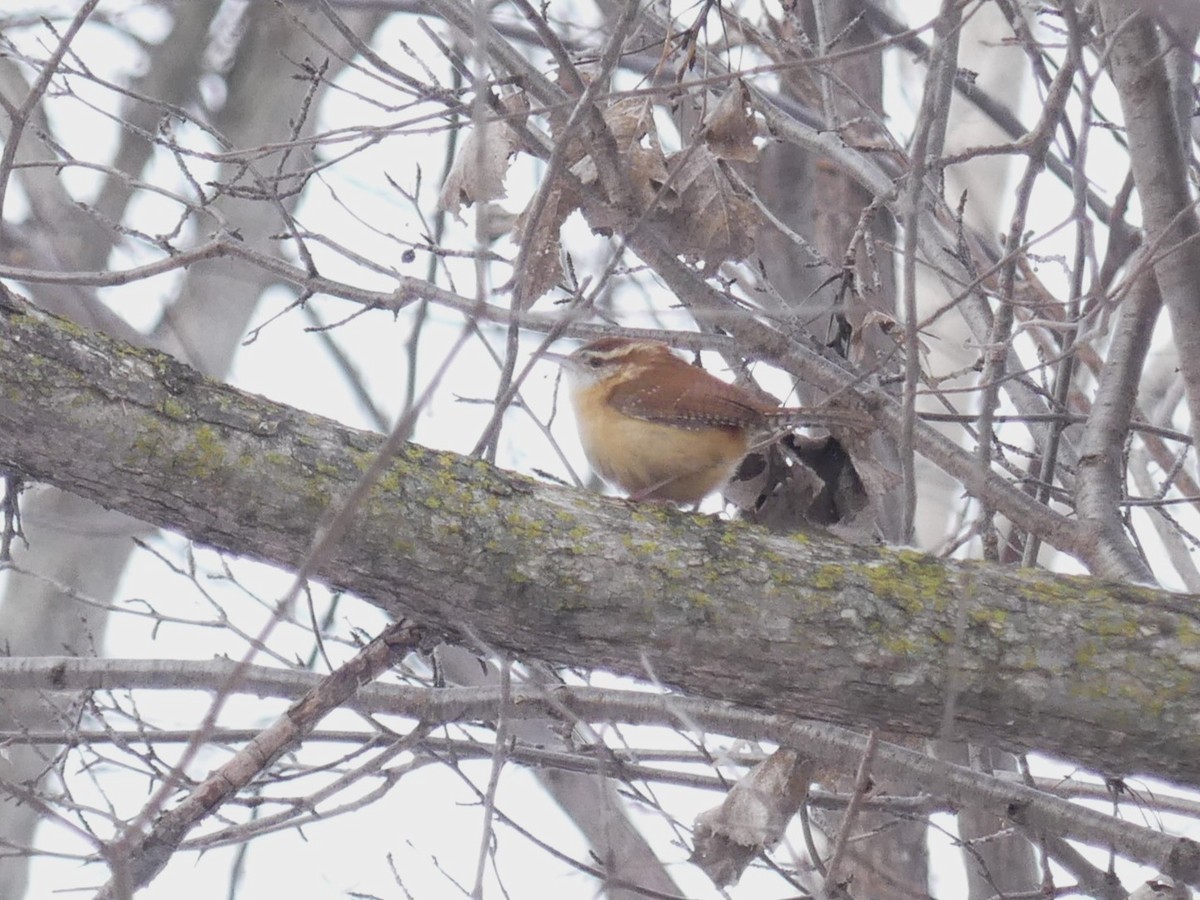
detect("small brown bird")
[546,336,870,504]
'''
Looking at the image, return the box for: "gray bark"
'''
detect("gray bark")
[1099,1,1200,453]
[3,285,1200,791]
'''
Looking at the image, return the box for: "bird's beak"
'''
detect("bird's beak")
[537,348,572,366]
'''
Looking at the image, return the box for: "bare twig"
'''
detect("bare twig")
[94,620,424,898]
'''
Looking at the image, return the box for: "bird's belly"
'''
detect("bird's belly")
[578,415,749,503]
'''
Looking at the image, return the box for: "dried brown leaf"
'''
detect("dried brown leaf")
[691,749,812,886]
[730,434,876,536]
[579,143,674,236]
[603,96,655,147]
[569,97,661,187]
[575,102,673,234]
[437,95,528,219]
[658,145,761,271]
[849,309,933,369]
[704,80,758,163]
[551,94,655,179]
[512,183,579,307]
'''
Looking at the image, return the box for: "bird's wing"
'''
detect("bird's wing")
[605,363,763,430]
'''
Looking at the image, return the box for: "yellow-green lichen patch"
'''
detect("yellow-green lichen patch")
[628,504,672,527]
[861,551,949,615]
[1073,639,1099,669]
[437,519,462,537]
[1067,670,1112,702]
[967,606,1009,630]
[1085,610,1138,640]
[656,547,690,576]
[501,510,548,541]
[931,626,955,645]
[566,525,591,544]
[758,547,787,568]
[389,444,429,476]
[158,397,189,420]
[718,524,745,549]
[418,462,506,518]
[1015,571,1087,606]
[313,459,341,479]
[262,451,291,469]
[621,533,660,557]
[296,472,333,512]
[880,633,919,656]
[1175,619,1200,649]
[130,415,167,458]
[54,315,90,341]
[348,448,375,473]
[811,564,845,591]
[769,565,798,589]
[176,424,227,480]
[373,465,406,498]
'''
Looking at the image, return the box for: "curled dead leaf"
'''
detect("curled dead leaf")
[657,145,761,272]
[704,79,759,163]
[511,183,579,307]
[437,93,529,219]
[691,748,812,886]
[849,308,933,369]
[603,96,656,147]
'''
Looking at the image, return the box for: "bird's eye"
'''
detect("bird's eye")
[586,357,602,368]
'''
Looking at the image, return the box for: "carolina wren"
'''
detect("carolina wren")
[547,336,870,504]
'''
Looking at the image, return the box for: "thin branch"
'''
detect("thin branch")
[0,0,102,221]
[820,730,878,898]
[899,0,962,543]
[93,620,423,898]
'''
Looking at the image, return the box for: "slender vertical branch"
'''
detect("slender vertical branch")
[1099,0,1200,456]
[820,730,878,898]
[974,46,1077,560]
[0,0,102,222]
[900,0,963,543]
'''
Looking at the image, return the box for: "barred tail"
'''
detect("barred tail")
[767,406,873,431]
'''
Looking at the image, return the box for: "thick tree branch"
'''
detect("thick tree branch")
[3,286,1200,792]
[1076,270,1160,581]
[1099,2,1200,453]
